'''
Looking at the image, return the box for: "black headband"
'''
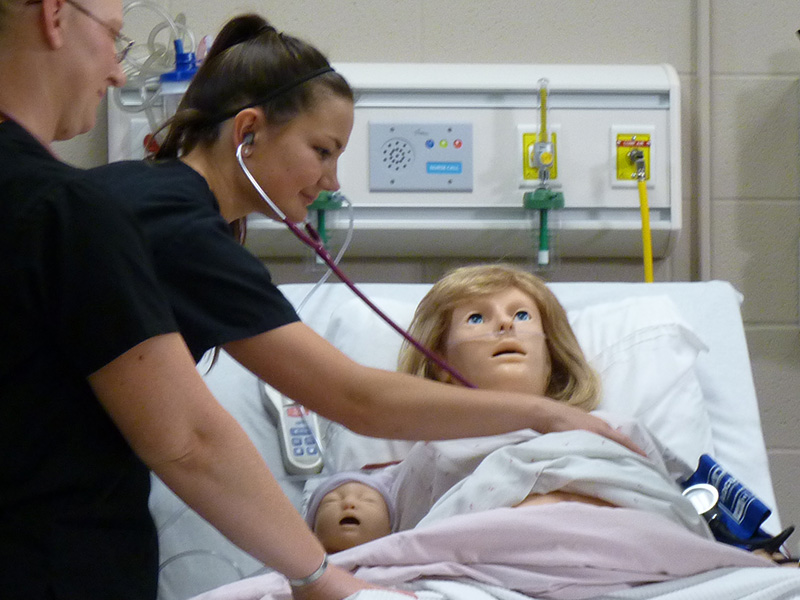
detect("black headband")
[211,66,335,125]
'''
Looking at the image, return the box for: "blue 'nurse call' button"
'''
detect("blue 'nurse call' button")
[427,162,462,174]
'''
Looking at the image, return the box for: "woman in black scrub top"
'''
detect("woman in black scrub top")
[0,2,390,598]
[89,13,641,455]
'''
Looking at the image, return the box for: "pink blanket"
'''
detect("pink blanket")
[193,503,772,600]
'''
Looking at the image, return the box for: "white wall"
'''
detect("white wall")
[55,0,800,555]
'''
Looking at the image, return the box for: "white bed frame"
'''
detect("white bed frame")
[150,280,781,600]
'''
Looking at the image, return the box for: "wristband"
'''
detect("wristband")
[288,554,328,588]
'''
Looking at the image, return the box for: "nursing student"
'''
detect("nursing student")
[0,1,398,599]
[89,14,642,453]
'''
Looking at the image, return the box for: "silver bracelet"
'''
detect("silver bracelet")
[288,554,328,588]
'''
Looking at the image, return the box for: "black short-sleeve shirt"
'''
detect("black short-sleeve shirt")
[88,159,300,362]
[0,120,179,599]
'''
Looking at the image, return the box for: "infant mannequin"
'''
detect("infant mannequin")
[305,471,396,553]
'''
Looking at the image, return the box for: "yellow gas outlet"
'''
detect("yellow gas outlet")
[522,131,558,181]
[615,133,651,181]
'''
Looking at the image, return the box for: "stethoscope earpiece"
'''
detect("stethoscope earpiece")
[241,133,255,157]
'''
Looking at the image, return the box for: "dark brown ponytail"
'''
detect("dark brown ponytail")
[153,14,352,160]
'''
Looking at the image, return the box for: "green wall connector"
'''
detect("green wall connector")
[316,210,329,247]
[309,192,345,253]
[523,188,564,267]
[309,191,344,211]
[523,188,565,211]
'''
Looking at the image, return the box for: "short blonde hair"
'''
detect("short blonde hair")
[397,264,600,412]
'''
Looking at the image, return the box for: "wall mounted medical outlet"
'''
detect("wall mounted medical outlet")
[109,63,681,260]
[526,79,558,185]
[522,79,564,269]
[615,131,652,183]
[309,191,344,259]
[524,188,564,269]
[260,383,324,476]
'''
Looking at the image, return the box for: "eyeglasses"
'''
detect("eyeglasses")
[26,0,134,63]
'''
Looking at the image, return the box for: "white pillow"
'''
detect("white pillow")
[318,297,417,471]
[319,293,713,473]
[570,296,713,468]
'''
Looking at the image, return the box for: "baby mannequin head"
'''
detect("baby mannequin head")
[398,264,600,411]
[305,471,395,553]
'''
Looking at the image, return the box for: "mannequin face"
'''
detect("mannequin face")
[439,287,551,395]
[313,482,392,553]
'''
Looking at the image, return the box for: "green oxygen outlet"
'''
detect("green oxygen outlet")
[309,191,344,211]
[308,191,344,251]
[523,188,564,268]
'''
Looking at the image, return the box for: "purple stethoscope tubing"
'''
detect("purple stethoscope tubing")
[236,142,474,388]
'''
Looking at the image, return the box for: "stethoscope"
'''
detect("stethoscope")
[235,137,473,387]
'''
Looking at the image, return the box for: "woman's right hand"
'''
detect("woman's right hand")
[290,564,414,600]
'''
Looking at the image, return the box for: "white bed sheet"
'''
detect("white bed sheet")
[150,280,784,600]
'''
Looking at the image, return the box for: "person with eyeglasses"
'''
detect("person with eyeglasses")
[25,0,134,61]
[0,3,396,599]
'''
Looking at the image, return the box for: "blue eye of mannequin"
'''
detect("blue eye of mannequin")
[467,311,530,325]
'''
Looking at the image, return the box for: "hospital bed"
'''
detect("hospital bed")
[150,280,799,600]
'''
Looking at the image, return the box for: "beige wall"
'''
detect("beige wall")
[55,0,800,553]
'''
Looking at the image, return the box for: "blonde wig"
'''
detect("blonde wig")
[397,264,600,411]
